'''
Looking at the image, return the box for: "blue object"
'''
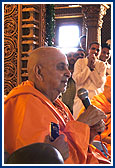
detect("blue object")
[93,140,108,157]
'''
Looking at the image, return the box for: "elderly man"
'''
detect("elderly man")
[72,42,106,118]
[4,47,110,164]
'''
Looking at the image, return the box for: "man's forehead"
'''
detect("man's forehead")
[47,51,67,63]
[91,44,100,48]
[102,47,109,51]
[67,52,75,55]
[38,48,66,60]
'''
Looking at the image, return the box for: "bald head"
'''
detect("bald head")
[27,47,66,81]
[6,143,64,164]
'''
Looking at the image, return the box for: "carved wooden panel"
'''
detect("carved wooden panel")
[4,4,18,95]
[40,4,46,46]
[82,4,109,47]
[21,4,46,82]
[4,4,46,94]
[54,4,82,19]
[101,5,111,44]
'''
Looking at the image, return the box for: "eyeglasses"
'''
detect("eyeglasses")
[91,47,100,52]
[73,53,85,57]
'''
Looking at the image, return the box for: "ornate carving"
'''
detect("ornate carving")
[82,5,100,27]
[4,37,16,60]
[82,4,109,28]
[20,4,46,82]
[4,4,18,95]
[4,18,17,36]
[82,5,100,15]
[4,62,16,80]
[4,4,17,16]
[82,4,109,45]
[98,4,110,28]
[4,81,17,95]
[40,4,46,46]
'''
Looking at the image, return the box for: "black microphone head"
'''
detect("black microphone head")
[77,88,89,100]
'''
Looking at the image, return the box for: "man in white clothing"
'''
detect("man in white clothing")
[72,42,106,119]
[99,43,111,75]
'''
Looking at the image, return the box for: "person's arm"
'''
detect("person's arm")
[72,58,91,85]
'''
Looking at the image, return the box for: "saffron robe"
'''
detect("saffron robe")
[4,81,110,164]
[77,93,111,155]
[90,93,111,154]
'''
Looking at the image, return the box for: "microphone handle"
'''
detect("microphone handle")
[82,97,101,135]
[82,97,91,109]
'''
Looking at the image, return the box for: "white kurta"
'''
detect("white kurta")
[72,58,106,119]
[106,62,111,75]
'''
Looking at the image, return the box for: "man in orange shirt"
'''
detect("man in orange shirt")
[4,47,110,164]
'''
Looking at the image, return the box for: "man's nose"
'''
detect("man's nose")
[93,49,98,56]
[65,68,71,78]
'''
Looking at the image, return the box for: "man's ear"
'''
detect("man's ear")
[33,64,43,81]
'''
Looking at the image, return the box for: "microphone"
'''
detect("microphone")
[77,88,91,109]
[77,88,101,134]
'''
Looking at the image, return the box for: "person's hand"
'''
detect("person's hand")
[44,134,69,161]
[89,119,105,143]
[103,136,111,144]
[87,54,96,71]
[77,105,107,127]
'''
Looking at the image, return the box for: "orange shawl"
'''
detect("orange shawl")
[4,81,110,164]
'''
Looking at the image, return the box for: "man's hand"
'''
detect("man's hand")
[44,134,69,161]
[90,119,105,143]
[87,54,96,71]
[77,105,107,127]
